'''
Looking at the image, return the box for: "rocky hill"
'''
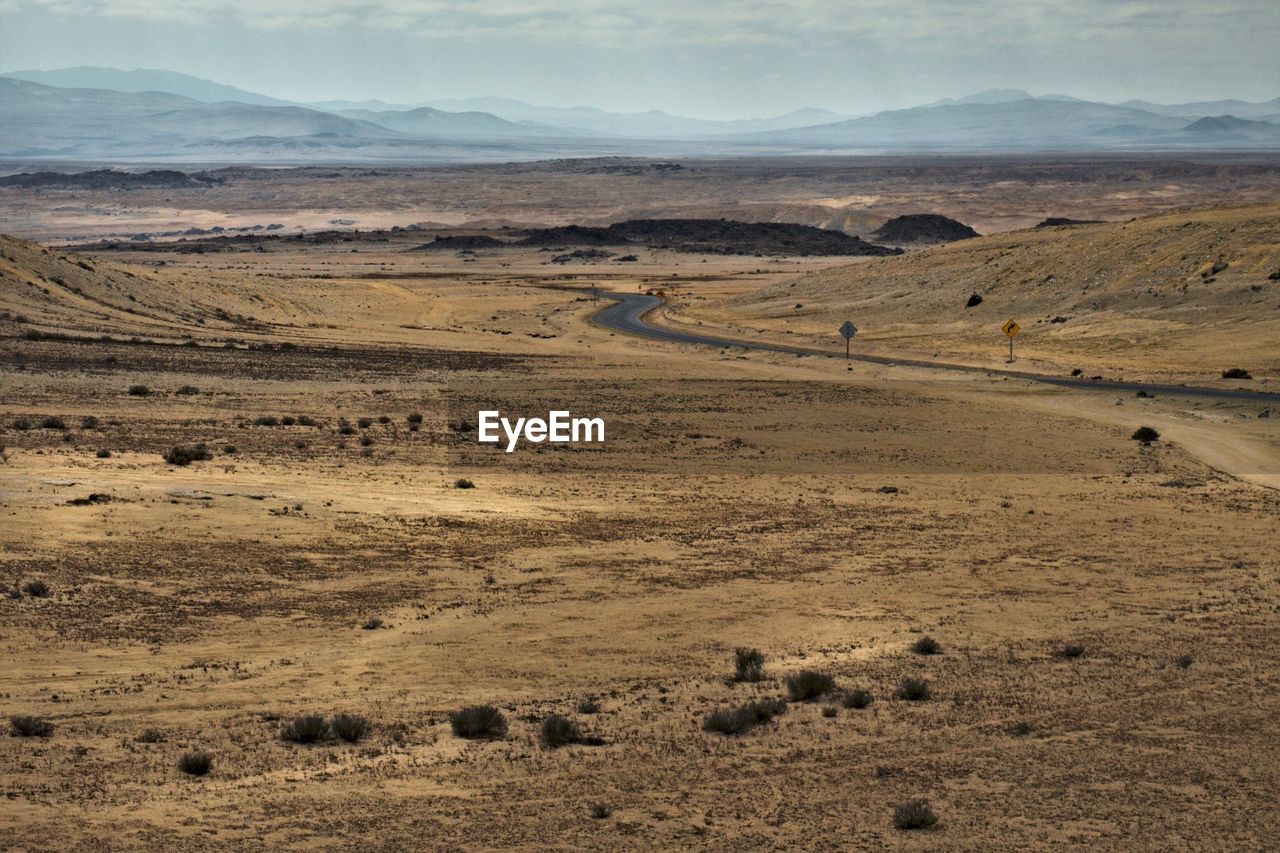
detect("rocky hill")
[871,213,979,245]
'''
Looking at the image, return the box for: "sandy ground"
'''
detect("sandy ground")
[2,191,1279,849]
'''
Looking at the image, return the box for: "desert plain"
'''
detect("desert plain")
[1,156,1279,850]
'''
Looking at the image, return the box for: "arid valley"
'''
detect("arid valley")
[2,155,1279,850]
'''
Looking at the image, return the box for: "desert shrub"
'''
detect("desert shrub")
[9,715,54,737]
[338,422,356,436]
[357,417,373,429]
[39,416,66,430]
[893,799,937,830]
[254,415,280,427]
[280,715,329,744]
[80,415,99,429]
[95,449,111,459]
[280,415,296,426]
[128,384,150,396]
[331,713,371,744]
[22,579,50,598]
[359,436,374,447]
[702,697,788,735]
[377,415,391,424]
[361,616,383,630]
[965,293,983,307]
[576,697,601,715]
[540,714,580,748]
[733,647,766,682]
[910,635,941,655]
[1175,654,1194,669]
[1132,426,1160,444]
[175,385,200,395]
[178,751,212,776]
[12,418,31,431]
[454,478,475,489]
[163,444,212,466]
[449,705,507,740]
[785,670,835,702]
[136,728,165,743]
[822,706,838,718]
[1058,643,1085,659]
[894,677,931,701]
[406,412,424,425]
[1221,368,1252,379]
[297,415,319,427]
[590,802,612,819]
[842,689,873,709]
[222,445,237,454]
[1009,721,1032,736]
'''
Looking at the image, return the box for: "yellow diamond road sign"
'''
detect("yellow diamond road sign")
[1002,319,1021,338]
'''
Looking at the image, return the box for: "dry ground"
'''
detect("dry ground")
[1,182,1279,850]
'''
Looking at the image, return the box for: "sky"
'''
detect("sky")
[1,0,1277,118]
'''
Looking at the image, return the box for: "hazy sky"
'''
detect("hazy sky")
[1,0,1277,117]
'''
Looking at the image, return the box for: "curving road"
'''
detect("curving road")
[589,291,1280,402]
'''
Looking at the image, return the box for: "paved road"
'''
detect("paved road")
[589,291,1280,403]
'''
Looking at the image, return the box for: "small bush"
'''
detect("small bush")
[178,751,212,776]
[1132,426,1160,444]
[965,293,983,307]
[280,715,329,744]
[222,444,237,454]
[338,422,356,436]
[22,578,51,597]
[12,418,31,431]
[406,412,424,425]
[175,385,200,395]
[1221,368,1252,379]
[894,677,931,701]
[128,384,150,396]
[842,689,873,709]
[576,697,601,715]
[1175,654,1194,669]
[331,713,371,744]
[9,715,54,737]
[80,415,99,429]
[910,635,941,655]
[357,417,373,429]
[540,714,581,748]
[1058,643,1085,659]
[449,705,507,740]
[297,415,319,427]
[136,728,165,743]
[96,449,111,458]
[280,415,296,426]
[893,799,937,830]
[785,670,835,702]
[361,616,384,630]
[701,698,788,735]
[590,802,612,820]
[454,478,475,489]
[359,436,374,447]
[163,444,212,466]
[254,415,280,427]
[733,647,766,682]
[39,416,67,430]
[377,415,391,424]
[822,706,838,718]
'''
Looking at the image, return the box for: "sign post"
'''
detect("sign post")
[1001,318,1021,362]
[839,320,857,360]
[591,286,599,304]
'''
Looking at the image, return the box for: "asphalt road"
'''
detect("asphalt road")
[589,291,1280,403]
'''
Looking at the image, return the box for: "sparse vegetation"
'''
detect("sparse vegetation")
[540,714,581,748]
[733,647,766,682]
[280,715,330,744]
[406,413,424,425]
[702,697,788,735]
[39,415,67,430]
[178,751,213,776]
[576,697,601,715]
[1058,643,1085,659]
[822,706,838,717]
[894,677,931,701]
[127,384,150,396]
[893,799,938,830]
[449,705,507,740]
[357,417,373,428]
[9,715,55,737]
[331,713,371,743]
[454,478,475,489]
[254,415,280,427]
[175,385,200,395]
[785,670,835,702]
[163,444,212,466]
[590,802,612,820]
[1132,426,1160,444]
[910,635,941,655]
[842,689,873,709]
[80,415,99,429]
[1009,720,1032,736]
[1221,368,1252,379]
[1175,654,1194,669]
[361,616,384,630]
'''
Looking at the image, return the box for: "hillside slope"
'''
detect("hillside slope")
[697,205,1280,381]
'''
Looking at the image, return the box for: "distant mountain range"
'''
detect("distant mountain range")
[0,67,1277,162]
